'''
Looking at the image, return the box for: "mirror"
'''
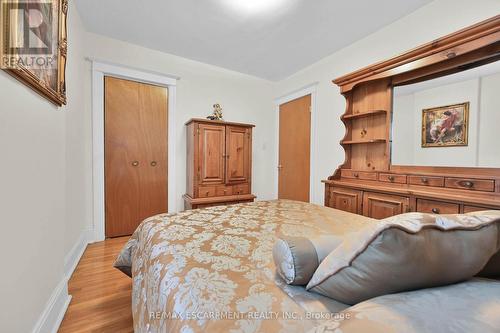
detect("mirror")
[391,60,500,168]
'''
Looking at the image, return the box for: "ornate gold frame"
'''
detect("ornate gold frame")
[421,102,469,148]
[1,0,68,106]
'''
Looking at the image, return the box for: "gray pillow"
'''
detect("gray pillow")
[273,235,341,285]
[471,211,500,278]
[307,212,500,305]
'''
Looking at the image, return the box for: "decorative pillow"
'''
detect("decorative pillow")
[273,235,342,285]
[306,212,500,305]
[113,237,137,277]
[472,211,500,278]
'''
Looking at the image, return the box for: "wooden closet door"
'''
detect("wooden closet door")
[198,123,225,184]
[105,77,168,238]
[225,126,250,184]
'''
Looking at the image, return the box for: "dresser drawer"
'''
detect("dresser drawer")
[408,175,444,187]
[341,170,377,181]
[233,184,249,195]
[463,205,492,214]
[216,185,233,196]
[379,173,407,184]
[417,199,459,215]
[445,178,495,192]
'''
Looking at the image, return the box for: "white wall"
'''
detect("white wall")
[83,32,277,213]
[392,94,415,165]
[0,2,87,332]
[478,72,500,167]
[274,0,500,203]
[393,72,500,167]
[394,79,480,167]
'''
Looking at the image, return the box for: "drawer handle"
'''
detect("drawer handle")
[460,181,474,188]
[421,178,429,184]
[431,208,440,214]
[131,161,139,167]
[353,173,359,178]
[388,175,395,182]
[150,161,157,167]
[206,191,210,196]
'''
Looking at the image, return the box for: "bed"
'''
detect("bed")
[115,200,500,333]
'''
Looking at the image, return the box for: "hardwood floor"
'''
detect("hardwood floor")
[58,237,133,333]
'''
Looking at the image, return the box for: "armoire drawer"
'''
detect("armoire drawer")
[416,199,459,215]
[198,186,217,198]
[445,178,495,192]
[216,185,233,196]
[233,184,249,195]
[341,170,377,181]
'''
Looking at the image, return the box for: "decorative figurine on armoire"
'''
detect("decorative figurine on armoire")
[207,103,224,120]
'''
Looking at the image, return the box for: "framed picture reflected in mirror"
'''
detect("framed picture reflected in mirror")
[421,102,469,148]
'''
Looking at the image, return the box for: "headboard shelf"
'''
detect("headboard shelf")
[324,15,500,219]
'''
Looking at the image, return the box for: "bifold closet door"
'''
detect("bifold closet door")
[104,76,168,238]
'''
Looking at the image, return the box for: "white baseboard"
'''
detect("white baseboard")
[31,227,92,333]
[31,279,72,333]
[64,226,93,280]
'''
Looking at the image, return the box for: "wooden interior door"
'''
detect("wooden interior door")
[198,123,225,184]
[362,192,409,219]
[105,77,168,238]
[278,95,311,202]
[225,126,250,184]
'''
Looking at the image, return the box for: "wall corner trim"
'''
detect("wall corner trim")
[31,227,92,333]
[31,279,72,333]
[64,226,93,279]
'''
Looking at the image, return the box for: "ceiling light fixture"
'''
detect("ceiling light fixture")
[221,0,291,14]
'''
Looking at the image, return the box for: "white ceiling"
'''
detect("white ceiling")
[75,0,432,81]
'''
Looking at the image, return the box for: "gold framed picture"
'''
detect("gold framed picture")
[1,0,67,106]
[421,102,469,148]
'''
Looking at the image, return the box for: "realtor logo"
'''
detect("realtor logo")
[1,0,55,69]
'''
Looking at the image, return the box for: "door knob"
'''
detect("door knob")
[132,161,139,167]
[151,161,157,167]
[432,208,440,214]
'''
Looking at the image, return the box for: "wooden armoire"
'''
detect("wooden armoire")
[183,119,256,209]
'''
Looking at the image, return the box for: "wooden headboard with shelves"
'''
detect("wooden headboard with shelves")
[324,15,500,219]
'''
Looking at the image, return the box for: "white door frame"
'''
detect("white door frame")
[274,82,319,204]
[90,59,179,242]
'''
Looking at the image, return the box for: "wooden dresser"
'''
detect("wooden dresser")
[324,16,500,219]
[183,119,256,209]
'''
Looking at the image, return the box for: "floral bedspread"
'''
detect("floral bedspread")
[114,199,372,333]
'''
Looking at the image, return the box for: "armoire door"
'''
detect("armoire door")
[225,125,250,184]
[278,94,311,202]
[362,192,409,219]
[105,76,168,238]
[198,123,225,184]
